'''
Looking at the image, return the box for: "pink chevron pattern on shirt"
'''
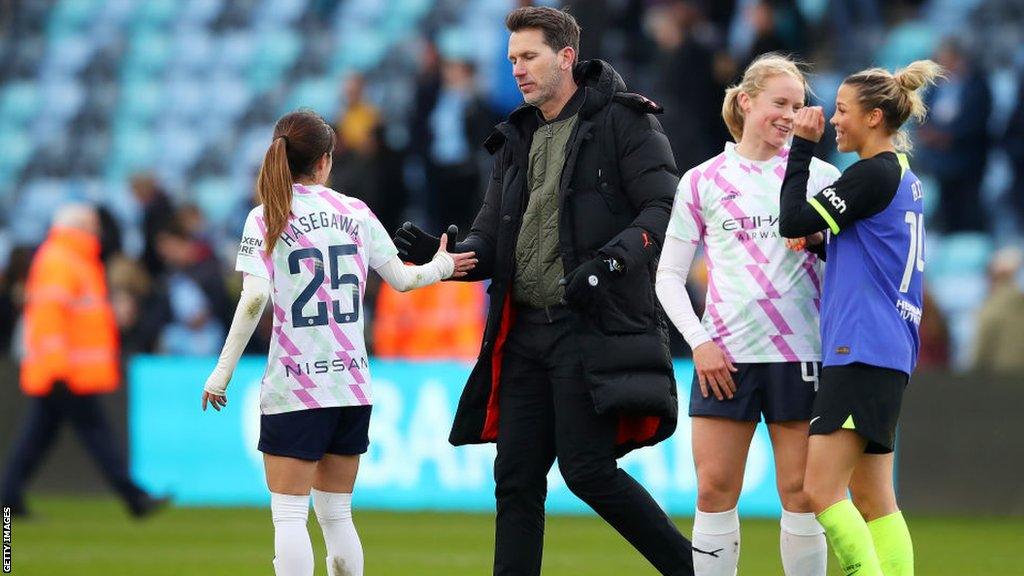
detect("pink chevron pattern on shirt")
[316,189,369,292]
[747,264,783,299]
[757,298,794,335]
[801,259,822,292]
[290,223,370,405]
[770,335,800,362]
[715,172,771,265]
[685,170,706,243]
[665,143,841,362]
[235,184,399,414]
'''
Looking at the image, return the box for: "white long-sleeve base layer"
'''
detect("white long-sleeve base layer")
[203,252,453,396]
[655,235,712,351]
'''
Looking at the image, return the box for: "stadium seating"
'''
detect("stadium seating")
[0,0,431,241]
[0,0,1015,370]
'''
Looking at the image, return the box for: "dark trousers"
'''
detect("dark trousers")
[493,307,693,576]
[0,385,147,512]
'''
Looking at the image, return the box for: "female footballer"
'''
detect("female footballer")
[200,110,476,576]
[656,53,840,576]
[779,61,945,576]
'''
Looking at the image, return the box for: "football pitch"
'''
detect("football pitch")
[6,497,1023,575]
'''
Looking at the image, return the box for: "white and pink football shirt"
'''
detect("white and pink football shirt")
[666,143,841,363]
[236,183,397,415]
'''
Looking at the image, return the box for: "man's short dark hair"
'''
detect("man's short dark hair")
[505,6,581,56]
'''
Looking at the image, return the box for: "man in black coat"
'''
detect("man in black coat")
[395,7,693,576]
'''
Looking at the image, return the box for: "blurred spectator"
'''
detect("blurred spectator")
[0,204,167,518]
[96,205,123,263]
[373,282,486,359]
[971,247,1024,373]
[917,38,992,234]
[405,38,445,225]
[409,38,444,163]
[176,203,216,261]
[335,73,381,156]
[1003,74,1024,233]
[107,256,168,355]
[332,125,409,234]
[154,220,229,355]
[824,0,883,69]
[131,174,175,277]
[330,74,406,232]
[564,0,610,61]
[424,59,499,232]
[645,1,726,169]
[0,247,36,357]
[918,290,951,369]
[736,1,788,71]
[727,0,808,72]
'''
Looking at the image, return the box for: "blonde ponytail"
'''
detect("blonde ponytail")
[721,86,745,142]
[256,136,293,256]
[894,59,946,125]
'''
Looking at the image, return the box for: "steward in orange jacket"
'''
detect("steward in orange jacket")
[20,216,120,396]
[2,205,165,519]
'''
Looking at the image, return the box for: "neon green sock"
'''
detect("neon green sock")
[868,511,914,576]
[817,499,884,576]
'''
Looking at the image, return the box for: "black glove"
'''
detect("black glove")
[394,223,458,265]
[560,257,615,311]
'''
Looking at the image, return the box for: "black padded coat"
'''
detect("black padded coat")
[449,59,680,457]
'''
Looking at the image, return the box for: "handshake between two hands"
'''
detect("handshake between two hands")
[393,223,477,278]
[393,222,617,311]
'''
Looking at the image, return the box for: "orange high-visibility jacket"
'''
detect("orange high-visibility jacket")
[20,227,120,396]
[373,282,485,359]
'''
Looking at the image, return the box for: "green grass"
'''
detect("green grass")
[7,497,1024,575]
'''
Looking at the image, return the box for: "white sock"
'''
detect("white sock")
[780,509,827,576]
[312,488,364,576]
[692,507,740,576]
[271,492,314,576]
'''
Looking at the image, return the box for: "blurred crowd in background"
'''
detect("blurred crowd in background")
[1,0,1024,372]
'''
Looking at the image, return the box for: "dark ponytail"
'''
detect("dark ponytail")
[255,109,335,255]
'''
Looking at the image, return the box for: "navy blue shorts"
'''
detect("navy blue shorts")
[258,405,372,461]
[689,362,819,423]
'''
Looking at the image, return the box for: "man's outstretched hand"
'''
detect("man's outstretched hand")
[394,222,458,265]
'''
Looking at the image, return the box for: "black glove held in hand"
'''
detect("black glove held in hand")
[394,223,458,265]
[560,257,612,311]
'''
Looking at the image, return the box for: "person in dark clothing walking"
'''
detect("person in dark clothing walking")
[394,7,693,576]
